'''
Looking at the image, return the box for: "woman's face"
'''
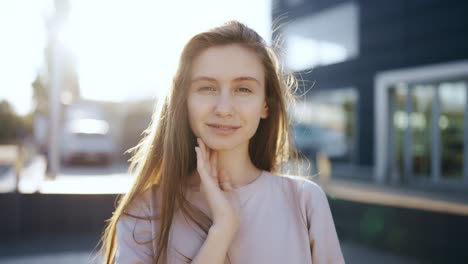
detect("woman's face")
[187,44,268,152]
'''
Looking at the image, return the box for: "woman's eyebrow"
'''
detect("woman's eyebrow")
[233,76,261,85]
[191,76,217,83]
[191,76,261,85]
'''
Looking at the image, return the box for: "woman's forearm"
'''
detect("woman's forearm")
[191,225,236,264]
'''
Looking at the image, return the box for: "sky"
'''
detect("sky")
[0,0,271,115]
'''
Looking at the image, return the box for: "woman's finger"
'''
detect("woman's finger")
[195,147,205,174]
[197,138,207,160]
[196,147,218,190]
[210,150,218,181]
[218,169,233,192]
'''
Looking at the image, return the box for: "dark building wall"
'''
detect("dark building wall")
[273,0,468,166]
[0,193,117,240]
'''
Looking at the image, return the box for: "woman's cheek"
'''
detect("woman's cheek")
[187,111,200,137]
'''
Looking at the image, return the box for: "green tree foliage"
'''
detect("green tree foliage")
[0,100,32,144]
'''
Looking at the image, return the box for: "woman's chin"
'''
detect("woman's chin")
[204,144,232,152]
[202,139,239,152]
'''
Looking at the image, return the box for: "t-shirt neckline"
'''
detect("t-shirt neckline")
[235,170,267,196]
[189,170,268,197]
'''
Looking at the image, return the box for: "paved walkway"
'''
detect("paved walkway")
[0,236,422,264]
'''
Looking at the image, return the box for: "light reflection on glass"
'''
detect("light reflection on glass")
[439,81,466,179]
[410,85,434,178]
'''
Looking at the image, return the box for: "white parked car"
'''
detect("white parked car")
[61,119,115,164]
[60,103,115,165]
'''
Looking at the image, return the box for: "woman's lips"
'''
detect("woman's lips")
[206,123,240,134]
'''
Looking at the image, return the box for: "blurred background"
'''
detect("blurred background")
[1,0,467,263]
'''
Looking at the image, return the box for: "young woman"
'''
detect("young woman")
[101,21,344,264]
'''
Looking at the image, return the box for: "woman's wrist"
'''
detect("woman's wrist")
[209,222,238,242]
[213,215,240,232]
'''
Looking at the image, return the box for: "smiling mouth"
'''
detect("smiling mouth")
[206,124,241,130]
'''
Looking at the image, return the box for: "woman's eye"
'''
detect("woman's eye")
[198,86,215,92]
[237,87,252,93]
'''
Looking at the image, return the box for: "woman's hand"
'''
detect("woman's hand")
[195,138,240,235]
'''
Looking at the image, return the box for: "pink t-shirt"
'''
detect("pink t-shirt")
[116,170,345,263]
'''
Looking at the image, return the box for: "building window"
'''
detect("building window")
[439,81,466,179]
[291,88,357,163]
[375,60,468,187]
[391,83,435,179]
[283,2,359,71]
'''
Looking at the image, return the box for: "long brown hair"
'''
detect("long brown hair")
[100,20,298,264]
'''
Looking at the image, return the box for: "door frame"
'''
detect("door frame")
[375,60,468,187]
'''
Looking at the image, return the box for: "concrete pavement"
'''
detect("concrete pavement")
[0,236,422,264]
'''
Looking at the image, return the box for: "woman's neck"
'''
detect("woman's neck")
[187,145,262,190]
[216,148,262,188]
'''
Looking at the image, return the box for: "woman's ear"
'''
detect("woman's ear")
[261,101,269,119]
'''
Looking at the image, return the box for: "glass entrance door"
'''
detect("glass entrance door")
[389,79,467,184]
[439,81,466,180]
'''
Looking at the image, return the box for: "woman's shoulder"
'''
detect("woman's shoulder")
[264,171,327,203]
[266,171,323,191]
[124,184,161,218]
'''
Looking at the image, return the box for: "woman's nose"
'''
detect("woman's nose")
[214,92,234,117]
